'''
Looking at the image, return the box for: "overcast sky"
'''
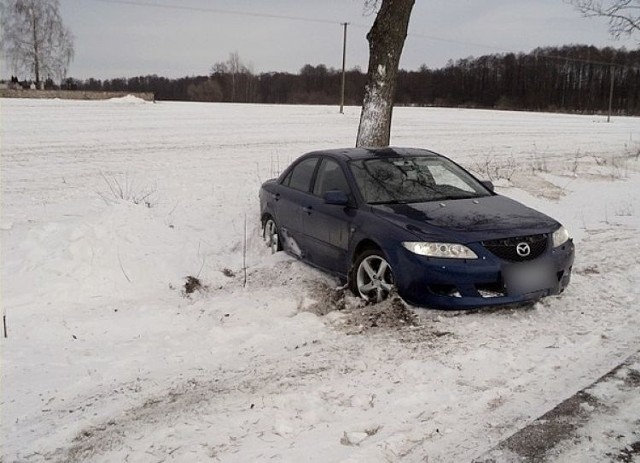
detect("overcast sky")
[31,0,640,79]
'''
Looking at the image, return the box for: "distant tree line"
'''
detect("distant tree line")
[62,45,640,115]
[396,45,640,114]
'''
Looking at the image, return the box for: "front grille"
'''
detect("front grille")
[482,234,548,262]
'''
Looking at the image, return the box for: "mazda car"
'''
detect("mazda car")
[259,147,574,309]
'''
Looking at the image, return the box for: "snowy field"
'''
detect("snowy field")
[1,97,639,462]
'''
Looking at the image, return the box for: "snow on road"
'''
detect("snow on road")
[1,98,639,462]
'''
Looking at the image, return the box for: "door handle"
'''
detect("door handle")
[302,206,312,214]
[273,193,280,201]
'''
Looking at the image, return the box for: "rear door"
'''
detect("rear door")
[301,157,354,273]
[275,156,319,258]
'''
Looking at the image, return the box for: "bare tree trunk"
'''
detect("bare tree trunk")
[31,13,40,87]
[229,51,241,103]
[356,0,415,147]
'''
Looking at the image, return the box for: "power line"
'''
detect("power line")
[539,53,640,70]
[92,0,639,70]
[408,32,513,54]
[351,23,635,69]
[407,32,640,70]
[403,30,639,69]
[93,0,342,25]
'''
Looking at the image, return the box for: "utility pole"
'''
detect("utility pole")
[607,64,615,123]
[340,22,349,114]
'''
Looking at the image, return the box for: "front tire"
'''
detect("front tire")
[351,249,395,303]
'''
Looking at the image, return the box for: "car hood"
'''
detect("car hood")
[370,195,559,241]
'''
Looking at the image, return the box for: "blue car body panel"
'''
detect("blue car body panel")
[259,147,574,309]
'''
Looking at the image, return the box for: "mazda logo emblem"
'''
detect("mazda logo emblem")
[516,242,531,257]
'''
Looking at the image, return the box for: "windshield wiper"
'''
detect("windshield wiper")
[368,199,411,205]
[438,193,486,201]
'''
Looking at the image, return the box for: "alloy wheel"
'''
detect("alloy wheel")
[356,254,394,303]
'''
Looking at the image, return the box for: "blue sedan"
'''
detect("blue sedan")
[259,147,574,309]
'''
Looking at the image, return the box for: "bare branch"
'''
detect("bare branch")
[566,0,640,38]
[0,0,74,84]
[363,0,380,16]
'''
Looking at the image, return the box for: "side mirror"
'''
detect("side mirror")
[323,190,349,206]
[481,180,495,192]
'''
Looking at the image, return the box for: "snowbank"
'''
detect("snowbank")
[107,94,148,104]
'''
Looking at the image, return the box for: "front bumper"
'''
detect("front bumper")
[393,240,574,309]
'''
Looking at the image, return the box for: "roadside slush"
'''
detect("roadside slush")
[476,350,640,462]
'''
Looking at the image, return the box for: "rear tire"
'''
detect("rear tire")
[262,216,282,254]
[350,249,395,303]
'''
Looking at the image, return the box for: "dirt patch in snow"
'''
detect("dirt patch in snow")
[183,275,204,295]
[302,282,454,343]
[302,281,418,330]
[302,281,350,315]
[338,294,420,332]
[612,441,640,462]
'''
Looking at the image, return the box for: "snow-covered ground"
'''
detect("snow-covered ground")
[1,98,639,462]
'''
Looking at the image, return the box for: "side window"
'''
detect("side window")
[313,159,351,197]
[285,157,318,192]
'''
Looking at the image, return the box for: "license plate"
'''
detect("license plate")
[503,260,556,296]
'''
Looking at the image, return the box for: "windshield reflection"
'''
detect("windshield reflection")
[349,156,490,204]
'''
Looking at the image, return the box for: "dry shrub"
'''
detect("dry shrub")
[98,173,156,207]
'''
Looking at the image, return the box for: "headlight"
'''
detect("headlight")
[402,242,478,259]
[552,226,571,247]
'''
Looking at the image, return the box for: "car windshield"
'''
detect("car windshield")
[350,156,490,204]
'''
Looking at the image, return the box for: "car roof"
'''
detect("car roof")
[304,147,442,161]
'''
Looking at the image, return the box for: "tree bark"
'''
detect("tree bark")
[356,0,415,147]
